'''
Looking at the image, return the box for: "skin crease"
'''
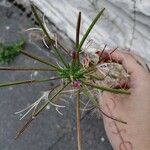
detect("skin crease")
[99,50,150,150]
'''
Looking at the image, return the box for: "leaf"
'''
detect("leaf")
[81,80,130,94]
[0,77,61,88]
[77,8,105,52]
[21,50,59,70]
[31,4,68,68]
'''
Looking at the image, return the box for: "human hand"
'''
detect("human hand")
[99,50,150,150]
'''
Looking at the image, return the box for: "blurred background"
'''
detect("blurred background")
[0,0,150,150]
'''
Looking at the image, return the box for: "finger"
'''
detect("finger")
[127,51,148,70]
[99,50,150,89]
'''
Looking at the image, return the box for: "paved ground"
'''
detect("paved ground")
[0,1,112,150]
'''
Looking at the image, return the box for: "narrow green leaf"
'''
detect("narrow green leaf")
[0,77,61,88]
[21,50,59,70]
[82,84,127,124]
[31,5,53,45]
[76,12,81,49]
[0,67,56,71]
[77,8,105,52]
[15,84,62,139]
[15,83,69,139]
[80,80,130,94]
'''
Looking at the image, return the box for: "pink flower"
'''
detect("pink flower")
[72,80,81,88]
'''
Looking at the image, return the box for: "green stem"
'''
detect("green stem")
[15,116,34,139]
[31,5,68,68]
[0,77,61,88]
[21,50,59,70]
[44,36,71,57]
[54,47,68,68]
[0,67,56,71]
[77,8,105,52]
[84,74,104,81]
[31,5,53,45]
[80,80,130,95]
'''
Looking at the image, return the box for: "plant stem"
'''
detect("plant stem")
[31,4,68,68]
[31,5,53,45]
[76,12,81,49]
[99,108,127,124]
[0,67,56,71]
[15,116,34,139]
[76,89,82,150]
[82,85,127,124]
[15,82,70,139]
[57,41,71,57]
[21,50,59,70]
[80,80,130,94]
[76,12,81,65]
[77,8,105,52]
[0,77,61,88]
[84,74,104,81]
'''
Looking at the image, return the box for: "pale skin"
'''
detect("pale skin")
[100,51,150,150]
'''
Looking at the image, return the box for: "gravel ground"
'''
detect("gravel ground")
[0,1,112,150]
